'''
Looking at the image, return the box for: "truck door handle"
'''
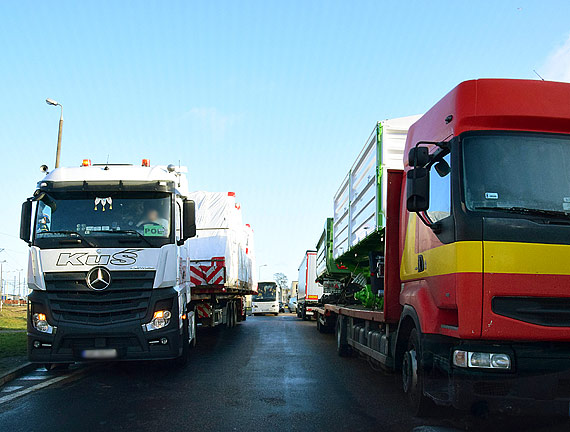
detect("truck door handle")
[417,255,425,272]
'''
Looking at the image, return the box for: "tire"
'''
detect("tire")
[402,328,434,417]
[175,315,190,367]
[296,308,302,318]
[226,303,233,328]
[302,307,309,321]
[232,302,238,327]
[274,313,279,316]
[336,316,352,357]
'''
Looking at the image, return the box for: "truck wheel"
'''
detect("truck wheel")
[402,328,434,417]
[44,363,71,372]
[190,311,197,348]
[175,316,190,367]
[296,309,302,318]
[302,307,308,321]
[336,316,352,357]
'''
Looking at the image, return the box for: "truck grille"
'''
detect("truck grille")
[44,271,155,325]
[492,296,570,327]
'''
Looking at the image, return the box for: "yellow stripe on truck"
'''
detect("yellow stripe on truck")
[401,241,482,281]
[400,214,482,281]
[484,241,570,275]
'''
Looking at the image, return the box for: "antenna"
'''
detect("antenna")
[104,154,110,171]
[533,70,545,81]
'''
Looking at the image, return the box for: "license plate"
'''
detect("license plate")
[81,349,117,359]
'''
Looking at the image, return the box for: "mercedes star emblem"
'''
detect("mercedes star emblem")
[86,267,112,290]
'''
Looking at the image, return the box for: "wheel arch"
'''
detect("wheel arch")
[393,305,422,371]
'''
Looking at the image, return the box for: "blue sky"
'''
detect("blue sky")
[1,0,570,289]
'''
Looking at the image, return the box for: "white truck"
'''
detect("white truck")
[296,250,322,320]
[20,159,255,368]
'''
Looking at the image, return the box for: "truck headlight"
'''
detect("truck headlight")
[144,310,172,331]
[32,313,55,334]
[453,350,511,370]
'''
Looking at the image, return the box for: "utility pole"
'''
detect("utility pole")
[0,260,5,312]
[18,271,21,305]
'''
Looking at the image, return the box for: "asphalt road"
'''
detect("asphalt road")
[1,313,570,432]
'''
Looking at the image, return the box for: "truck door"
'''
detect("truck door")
[401,153,480,335]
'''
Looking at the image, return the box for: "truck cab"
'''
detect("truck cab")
[20,159,197,365]
[401,79,570,414]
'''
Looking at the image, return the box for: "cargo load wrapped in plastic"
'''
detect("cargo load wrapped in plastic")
[187,191,255,292]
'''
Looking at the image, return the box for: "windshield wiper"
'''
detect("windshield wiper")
[39,230,97,247]
[98,230,154,247]
[474,206,570,220]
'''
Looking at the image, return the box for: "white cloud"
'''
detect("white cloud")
[180,107,242,143]
[541,34,570,82]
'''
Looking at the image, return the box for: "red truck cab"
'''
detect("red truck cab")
[399,78,570,415]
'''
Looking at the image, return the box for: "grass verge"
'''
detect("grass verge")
[0,306,27,330]
[0,306,28,376]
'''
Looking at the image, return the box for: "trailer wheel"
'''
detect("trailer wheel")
[317,315,327,333]
[225,303,233,328]
[336,315,352,357]
[402,328,434,417]
[302,306,309,321]
[232,302,238,327]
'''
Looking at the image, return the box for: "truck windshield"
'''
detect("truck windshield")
[253,283,277,302]
[463,133,570,216]
[34,191,172,248]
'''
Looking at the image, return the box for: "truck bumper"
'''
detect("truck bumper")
[27,288,183,363]
[423,335,570,416]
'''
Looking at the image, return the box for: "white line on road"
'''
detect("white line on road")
[1,386,24,393]
[0,375,69,405]
[18,375,48,380]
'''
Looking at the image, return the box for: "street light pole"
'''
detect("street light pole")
[46,98,63,168]
[258,264,268,280]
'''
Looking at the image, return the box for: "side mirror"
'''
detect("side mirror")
[408,147,430,167]
[434,159,451,177]
[20,200,32,243]
[406,168,430,212]
[181,199,197,242]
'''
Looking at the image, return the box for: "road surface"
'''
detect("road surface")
[1,314,569,431]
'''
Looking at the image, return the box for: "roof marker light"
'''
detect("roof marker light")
[82,159,92,167]
[142,159,150,167]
